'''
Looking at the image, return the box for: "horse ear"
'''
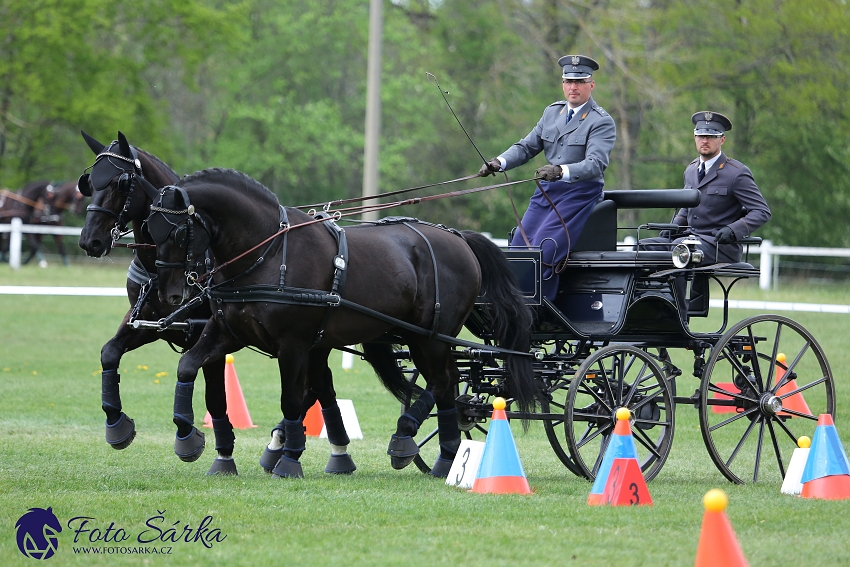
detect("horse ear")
[136,176,160,202]
[117,131,132,158]
[81,130,105,155]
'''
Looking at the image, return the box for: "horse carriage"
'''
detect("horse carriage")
[399,188,835,485]
[78,132,834,484]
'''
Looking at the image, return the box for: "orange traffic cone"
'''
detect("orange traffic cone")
[800,414,850,499]
[694,489,748,567]
[202,354,256,429]
[588,408,647,505]
[470,397,532,494]
[303,400,324,436]
[774,353,812,417]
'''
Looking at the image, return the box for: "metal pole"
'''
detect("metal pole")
[361,0,383,222]
[759,239,772,290]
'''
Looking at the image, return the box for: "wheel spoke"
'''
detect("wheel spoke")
[724,414,760,468]
[746,325,766,392]
[753,418,766,482]
[597,357,617,406]
[628,387,664,414]
[766,418,786,479]
[773,416,803,444]
[632,426,663,459]
[709,405,760,432]
[764,322,783,391]
[621,362,650,407]
[775,407,818,420]
[576,421,613,450]
[417,427,439,449]
[707,382,758,403]
[590,435,611,476]
[778,375,828,399]
[781,342,812,383]
[577,382,613,414]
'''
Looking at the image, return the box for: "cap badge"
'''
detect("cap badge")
[704,111,713,122]
[571,55,580,65]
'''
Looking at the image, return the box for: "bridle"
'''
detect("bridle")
[146,186,212,289]
[79,144,144,243]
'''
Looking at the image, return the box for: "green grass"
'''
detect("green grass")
[1,266,849,566]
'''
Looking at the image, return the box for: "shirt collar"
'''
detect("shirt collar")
[700,153,722,171]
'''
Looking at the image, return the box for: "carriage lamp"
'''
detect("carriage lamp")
[671,237,704,268]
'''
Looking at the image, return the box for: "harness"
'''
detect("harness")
[79,143,144,244]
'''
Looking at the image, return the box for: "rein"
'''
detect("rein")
[0,189,45,210]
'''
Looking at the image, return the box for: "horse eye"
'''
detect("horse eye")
[174,226,189,248]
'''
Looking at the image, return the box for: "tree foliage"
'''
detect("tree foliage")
[1,0,848,246]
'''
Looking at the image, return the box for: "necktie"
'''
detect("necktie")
[567,108,574,123]
[698,162,705,182]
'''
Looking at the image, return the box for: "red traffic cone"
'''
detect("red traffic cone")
[774,353,812,417]
[588,407,641,505]
[303,400,324,436]
[202,354,256,429]
[602,457,653,506]
[470,397,532,494]
[800,414,850,499]
[694,489,748,567]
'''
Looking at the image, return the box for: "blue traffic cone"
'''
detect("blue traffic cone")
[588,407,639,505]
[801,414,850,499]
[470,397,531,494]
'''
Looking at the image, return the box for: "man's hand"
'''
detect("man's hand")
[716,226,736,244]
[535,164,563,181]
[478,158,502,177]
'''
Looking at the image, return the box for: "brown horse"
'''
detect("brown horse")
[24,180,87,266]
[144,168,537,478]
[0,181,52,264]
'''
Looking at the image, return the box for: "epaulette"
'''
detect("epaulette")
[548,100,567,108]
[592,104,609,116]
[688,158,699,166]
[724,157,741,168]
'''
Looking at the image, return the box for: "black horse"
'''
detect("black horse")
[144,168,537,478]
[1,180,52,264]
[77,132,356,477]
[24,180,87,266]
[76,131,242,474]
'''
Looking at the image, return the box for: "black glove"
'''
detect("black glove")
[716,226,736,244]
[478,158,502,177]
[535,164,563,181]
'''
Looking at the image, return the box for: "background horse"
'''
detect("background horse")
[23,180,87,266]
[76,132,354,476]
[146,168,537,478]
[0,180,51,265]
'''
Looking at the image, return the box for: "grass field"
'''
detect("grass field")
[1,262,849,566]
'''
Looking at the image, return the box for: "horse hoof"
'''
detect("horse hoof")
[429,456,454,478]
[105,413,136,450]
[271,456,304,478]
[174,427,205,462]
[324,453,356,474]
[387,435,419,470]
[207,458,238,476]
[259,447,283,473]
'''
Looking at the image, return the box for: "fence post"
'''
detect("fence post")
[10,217,23,270]
[759,239,772,290]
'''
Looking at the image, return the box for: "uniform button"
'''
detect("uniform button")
[556,155,560,159]
[559,142,563,146]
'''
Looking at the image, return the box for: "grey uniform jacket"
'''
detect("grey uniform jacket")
[674,152,771,261]
[500,96,616,184]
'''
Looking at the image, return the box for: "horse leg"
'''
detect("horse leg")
[99,314,167,449]
[260,368,317,473]
[202,358,238,476]
[270,351,310,479]
[388,340,462,475]
[310,348,356,474]
[172,322,235,463]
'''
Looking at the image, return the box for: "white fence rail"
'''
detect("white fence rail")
[3,223,849,289]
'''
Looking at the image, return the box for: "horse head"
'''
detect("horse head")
[144,180,212,306]
[77,131,178,257]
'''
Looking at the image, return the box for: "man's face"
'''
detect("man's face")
[562,78,594,107]
[695,134,725,159]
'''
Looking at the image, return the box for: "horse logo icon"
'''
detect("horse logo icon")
[15,507,62,560]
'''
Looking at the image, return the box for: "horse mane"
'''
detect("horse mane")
[135,147,178,179]
[179,168,280,209]
[20,180,51,199]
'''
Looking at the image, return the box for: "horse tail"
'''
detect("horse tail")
[360,342,423,403]
[461,231,539,419]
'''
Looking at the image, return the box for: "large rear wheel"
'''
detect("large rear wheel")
[698,314,835,484]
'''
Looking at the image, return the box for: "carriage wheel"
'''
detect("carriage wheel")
[400,368,488,474]
[542,376,592,478]
[698,314,835,484]
[565,345,675,482]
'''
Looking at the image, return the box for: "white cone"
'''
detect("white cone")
[781,447,810,495]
